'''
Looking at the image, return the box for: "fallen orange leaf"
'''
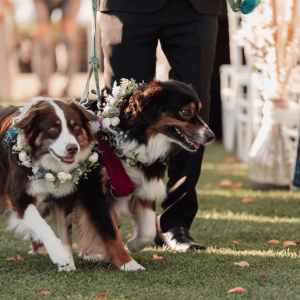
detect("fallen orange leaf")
[228,287,247,294]
[152,254,167,261]
[97,293,105,299]
[219,180,233,187]
[41,253,48,256]
[233,182,244,188]
[268,239,280,244]
[5,257,15,261]
[5,227,11,231]
[283,241,297,247]
[17,255,24,261]
[126,233,133,239]
[261,274,266,278]
[234,261,249,267]
[240,198,255,203]
[41,291,51,296]
[222,156,238,163]
[232,240,239,245]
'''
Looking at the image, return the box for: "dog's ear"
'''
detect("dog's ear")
[14,108,40,131]
[70,100,100,122]
[139,81,166,124]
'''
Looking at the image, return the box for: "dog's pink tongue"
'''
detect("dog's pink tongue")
[193,143,200,150]
[62,157,75,163]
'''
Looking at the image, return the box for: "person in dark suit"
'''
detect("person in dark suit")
[99,0,221,251]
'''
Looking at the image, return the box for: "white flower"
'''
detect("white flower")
[77,169,83,176]
[32,166,39,174]
[106,95,116,105]
[19,151,28,162]
[102,118,111,128]
[45,173,55,182]
[17,135,25,148]
[112,85,121,97]
[111,117,120,127]
[89,152,99,163]
[103,105,111,114]
[66,173,72,180]
[22,160,31,167]
[119,89,125,97]
[57,172,68,183]
[90,121,100,133]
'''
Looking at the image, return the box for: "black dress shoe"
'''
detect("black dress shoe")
[154,227,206,252]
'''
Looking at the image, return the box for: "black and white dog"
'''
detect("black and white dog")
[73,80,214,270]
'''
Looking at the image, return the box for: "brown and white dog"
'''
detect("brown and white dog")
[72,80,215,270]
[0,98,99,271]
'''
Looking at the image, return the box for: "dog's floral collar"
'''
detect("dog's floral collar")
[91,78,145,166]
[13,134,100,189]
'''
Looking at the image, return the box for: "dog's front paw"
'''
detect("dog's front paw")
[58,263,76,272]
[45,239,71,267]
[119,259,145,271]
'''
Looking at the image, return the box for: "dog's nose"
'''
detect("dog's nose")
[206,130,215,143]
[66,144,78,155]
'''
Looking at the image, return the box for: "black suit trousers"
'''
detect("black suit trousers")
[100,0,218,232]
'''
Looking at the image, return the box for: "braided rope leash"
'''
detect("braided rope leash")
[80,0,101,108]
[227,0,261,14]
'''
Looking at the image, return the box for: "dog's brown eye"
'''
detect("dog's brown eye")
[49,127,57,133]
[74,125,80,130]
[181,109,191,116]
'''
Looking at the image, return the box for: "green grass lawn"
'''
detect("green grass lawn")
[1,143,300,299]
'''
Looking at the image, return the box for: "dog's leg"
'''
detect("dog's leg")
[75,204,145,271]
[29,241,47,255]
[126,199,156,252]
[105,209,145,271]
[54,203,76,271]
[9,204,71,269]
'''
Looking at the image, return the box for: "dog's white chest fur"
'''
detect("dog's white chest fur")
[121,162,166,202]
[27,179,76,204]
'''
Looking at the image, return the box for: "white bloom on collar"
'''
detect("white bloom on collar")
[45,173,55,182]
[112,85,121,97]
[103,105,111,113]
[22,160,31,167]
[89,152,99,163]
[90,121,100,133]
[32,166,39,174]
[107,95,116,105]
[102,118,111,128]
[66,173,72,180]
[19,151,28,162]
[13,145,22,151]
[111,117,120,127]
[118,89,125,97]
[17,135,25,148]
[57,172,68,183]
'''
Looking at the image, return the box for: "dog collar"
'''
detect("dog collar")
[2,127,21,154]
